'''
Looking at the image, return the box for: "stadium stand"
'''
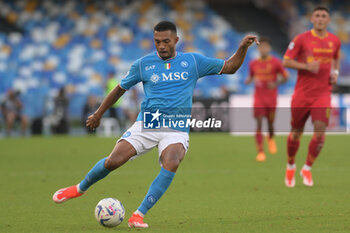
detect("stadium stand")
[0,0,292,120]
[0,0,348,122]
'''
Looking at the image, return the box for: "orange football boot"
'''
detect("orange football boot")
[285,167,296,188]
[267,137,277,154]
[128,213,149,228]
[300,169,313,187]
[256,152,266,162]
[52,185,84,203]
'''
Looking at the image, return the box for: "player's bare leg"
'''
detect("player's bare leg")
[161,143,186,172]
[255,117,266,162]
[285,128,303,187]
[300,120,326,187]
[267,113,277,154]
[104,140,137,170]
[20,116,28,136]
[5,112,15,136]
[128,143,185,228]
[53,140,136,203]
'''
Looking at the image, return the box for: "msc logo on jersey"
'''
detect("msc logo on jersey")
[150,73,160,83]
[162,72,189,81]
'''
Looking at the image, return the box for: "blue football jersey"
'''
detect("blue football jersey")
[120,51,225,131]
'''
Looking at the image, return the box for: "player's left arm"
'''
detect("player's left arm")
[221,35,259,74]
[330,50,341,85]
[267,60,289,89]
[270,72,289,89]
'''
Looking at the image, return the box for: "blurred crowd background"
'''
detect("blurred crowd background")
[0,0,349,136]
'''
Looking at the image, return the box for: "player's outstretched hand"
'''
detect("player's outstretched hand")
[86,113,101,130]
[306,61,320,73]
[240,35,260,48]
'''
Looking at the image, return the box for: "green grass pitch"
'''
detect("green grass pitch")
[1,134,350,233]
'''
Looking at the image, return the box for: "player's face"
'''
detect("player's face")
[258,42,271,58]
[154,30,179,60]
[311,10,330,31]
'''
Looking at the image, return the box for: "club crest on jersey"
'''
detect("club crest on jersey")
[180,60,189,68]
[150,73,160,83]
[164,63,171,70]
[328,42,333,48]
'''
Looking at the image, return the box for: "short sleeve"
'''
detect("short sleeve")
[284,35,302,60]
[120,59,142,90]
[191,53,225,78]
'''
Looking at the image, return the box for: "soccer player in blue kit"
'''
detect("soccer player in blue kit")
[53,21,258,228]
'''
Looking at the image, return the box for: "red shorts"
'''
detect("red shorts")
[291,95,331,129]
[254,98,276,122]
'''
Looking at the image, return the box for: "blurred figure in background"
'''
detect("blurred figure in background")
[0,90,28,136]
[82,95,99,134]
[51,87,69,134]
[245,37,289,162]
[105,71,125,129]
[122,87,141,127]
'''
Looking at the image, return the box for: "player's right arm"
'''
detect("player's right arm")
[245,61,255,85]
[282,36,320,73]
[283,59,319,73]
[86,59,142,129]
[245,76,254,84]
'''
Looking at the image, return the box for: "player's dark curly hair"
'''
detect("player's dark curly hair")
[259,36,271,44]
[154,21,177,34]
[313,6,329,14]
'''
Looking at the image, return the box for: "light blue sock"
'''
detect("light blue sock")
[79,157,110,192]
[137,168,175,215]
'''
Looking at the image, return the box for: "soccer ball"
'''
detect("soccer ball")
[94,198,125,227]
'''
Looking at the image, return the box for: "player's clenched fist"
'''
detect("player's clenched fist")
[240,35,260,48]
[86,113,101,129]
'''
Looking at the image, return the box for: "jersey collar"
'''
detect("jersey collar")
[311,29,328,39]
[258,55,271,61]
[156,51,178,61]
